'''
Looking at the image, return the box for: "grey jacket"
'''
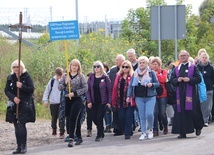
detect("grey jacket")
[42,76,61,104]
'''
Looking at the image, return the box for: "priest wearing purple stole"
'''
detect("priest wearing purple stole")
[170,50,204,138]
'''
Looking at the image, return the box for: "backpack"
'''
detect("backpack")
[165,81,176,105]
[48,78,55,99]
[166,66,176,105]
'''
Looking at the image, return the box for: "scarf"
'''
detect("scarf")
[175,62,194,112]
[132,67,151,86]
[115,74,131,108]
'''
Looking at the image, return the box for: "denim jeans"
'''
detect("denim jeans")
[201,90,213,123]
[134,108,140,125]
[135,97,156,133]
[104,111,112,127]
[117,106,134,136]
[154,97,168,131]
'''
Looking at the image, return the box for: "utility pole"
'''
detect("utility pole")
[105,15,108,38]
[76,0,79,44]
[174,0,178,60]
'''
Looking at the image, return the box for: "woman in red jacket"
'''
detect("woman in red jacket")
[112,60,135,139]
[151,57,168,136]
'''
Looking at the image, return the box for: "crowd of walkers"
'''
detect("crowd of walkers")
[5,48,214,153]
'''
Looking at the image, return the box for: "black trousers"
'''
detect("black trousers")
[66,97,84,139]
[14,122,27,147]
[50,104,60,130]
[91,103,105,138]
[86,104,93,130]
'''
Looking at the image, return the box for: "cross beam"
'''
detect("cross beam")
[9,12,32,119]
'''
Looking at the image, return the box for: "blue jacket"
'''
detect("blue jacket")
[86,73,112,104]
[127,70,160,98]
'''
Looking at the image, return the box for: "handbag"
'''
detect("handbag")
[165,81,176,105]
[156,84,163,96]
[198,72,207,103]
[5,100,16,123]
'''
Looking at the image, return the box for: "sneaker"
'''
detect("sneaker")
[68,139,73,147]
[159,123,163,131]
[204,123,208,127]
[75,138,83,145]
[139,133,146,141]
[148,130,153,139]
[86,130,92,137]
[74,135,78,141]
[64,135,70,142]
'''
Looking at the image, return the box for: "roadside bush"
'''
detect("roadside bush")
[0,32,133,118]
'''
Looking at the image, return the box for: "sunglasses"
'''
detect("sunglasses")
[93,65,101,68]
[12,66,19,68]
[122,66,129,69]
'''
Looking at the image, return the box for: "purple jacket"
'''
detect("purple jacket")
[86,73,112,104]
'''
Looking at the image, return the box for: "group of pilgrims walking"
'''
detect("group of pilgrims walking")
[5,48,214,153]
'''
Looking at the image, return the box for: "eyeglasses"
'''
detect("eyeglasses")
[12,66,19,68]
[179,55,188,57]
[93,65,101,68]
[122,66,129,69]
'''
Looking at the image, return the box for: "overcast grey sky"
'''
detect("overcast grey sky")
[0,0,204,24]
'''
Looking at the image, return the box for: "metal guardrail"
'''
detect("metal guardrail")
[0,25,37,48]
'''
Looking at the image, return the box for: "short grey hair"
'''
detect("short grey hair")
[116,54,125,61]
[138,56,149,63]
[126,48,136,55]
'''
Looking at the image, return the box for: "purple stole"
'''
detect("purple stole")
[175,63,194,112]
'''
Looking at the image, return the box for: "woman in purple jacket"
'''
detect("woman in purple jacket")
[87,61,112,142]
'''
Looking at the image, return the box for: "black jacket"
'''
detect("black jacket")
[108,66,119,89]
[197,62,214,91]
[5,72,35,123]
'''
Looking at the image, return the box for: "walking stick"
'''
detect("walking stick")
[9,12,32,119]
[64,40,71,100]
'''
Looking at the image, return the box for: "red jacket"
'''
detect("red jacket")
[156,69,167,98]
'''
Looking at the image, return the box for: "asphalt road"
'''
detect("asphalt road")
[2,124,214,155]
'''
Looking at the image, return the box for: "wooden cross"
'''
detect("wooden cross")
[9,12,32,119]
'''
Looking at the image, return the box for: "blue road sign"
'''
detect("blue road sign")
[49,20,79,41]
